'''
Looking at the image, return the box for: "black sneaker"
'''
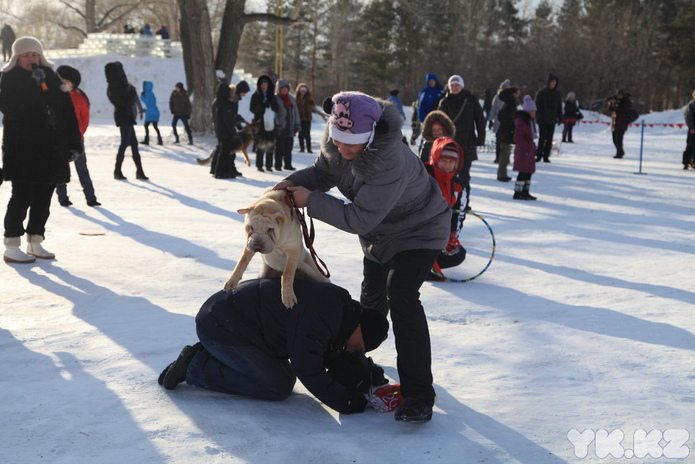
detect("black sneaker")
[87,200,101,207]
[59,199,73,207]
[159,343,204,390]
[394,397,433,423]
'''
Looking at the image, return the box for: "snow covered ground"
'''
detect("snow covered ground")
[1,56,693,464]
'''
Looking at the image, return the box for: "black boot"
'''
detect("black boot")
[523,180,537,200]
[158,343,204,390]
[513,180,525,200]
[134,154,149,180]
[140,136,149,145]
[157,136,163,145]
[114,156,127,180]
[394,398,433,423]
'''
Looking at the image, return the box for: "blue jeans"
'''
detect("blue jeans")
[56,149,96,204]
[186,329,296,401]
[171,116,192,142]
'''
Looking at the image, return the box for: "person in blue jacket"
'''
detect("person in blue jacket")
[140,81,162,145]
[417,73,444,123]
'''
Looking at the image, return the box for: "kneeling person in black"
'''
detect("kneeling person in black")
[159,278,390,415]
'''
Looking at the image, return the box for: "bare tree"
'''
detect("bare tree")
[52,0,157,37]
[177,0,217,131]
[214,0,304,83]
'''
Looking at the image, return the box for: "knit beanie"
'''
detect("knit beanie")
[500,79,511,90]
[440,146,460,161]
[448,75,464,88]
[57,65,81,88]
[329,91,383,146]
[235,80,250,95]
[2,36,54,72]
[523,95,537,112]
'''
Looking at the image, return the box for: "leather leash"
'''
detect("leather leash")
[286,191,331,278]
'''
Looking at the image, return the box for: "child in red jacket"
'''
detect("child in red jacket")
[55,65,100,207]
[425,136,467,280]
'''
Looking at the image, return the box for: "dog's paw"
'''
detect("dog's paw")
[223,276,239,291]
[282,291,298,309]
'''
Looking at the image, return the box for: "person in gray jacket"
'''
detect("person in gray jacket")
[274,91,450,423]
[274,79,301,170]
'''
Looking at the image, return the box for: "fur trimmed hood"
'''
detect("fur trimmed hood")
[320,98,405,180]
[422,110,456,142]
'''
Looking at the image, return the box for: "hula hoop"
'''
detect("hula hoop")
[431,209,496,283]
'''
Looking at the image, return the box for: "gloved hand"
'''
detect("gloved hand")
[365,383,404,413]
[31,66,46,86]
[68,150,83,162]
[444,232,461,256]
[326,350,372,394]
[368,358,388,387]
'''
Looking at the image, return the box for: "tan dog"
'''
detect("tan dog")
[223,189,330,308]
[196,122,258,166]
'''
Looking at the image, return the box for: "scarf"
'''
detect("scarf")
[280,92,292,108]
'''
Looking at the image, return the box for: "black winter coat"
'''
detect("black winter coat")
[196,279,365,414]
[249,74,279,122]
[105,61,139,127]
[0,65,81,184]
[437,89,486,158]
[212,82,238,141]
[563,99,581,120]
[535,73,563,126]
[169,90,192,118]
[496,88,517,145]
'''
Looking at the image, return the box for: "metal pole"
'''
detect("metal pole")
[635,119,647,175]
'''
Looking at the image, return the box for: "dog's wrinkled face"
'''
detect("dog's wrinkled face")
[239,200,287,254]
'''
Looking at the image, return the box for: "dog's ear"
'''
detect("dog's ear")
[238,207,251,215]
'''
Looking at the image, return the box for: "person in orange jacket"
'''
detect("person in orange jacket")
[424,136,467,280]
[55,65,100,207]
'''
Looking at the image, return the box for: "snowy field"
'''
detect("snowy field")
[1,56,694,464]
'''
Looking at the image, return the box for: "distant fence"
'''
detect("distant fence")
[47,33,183,59]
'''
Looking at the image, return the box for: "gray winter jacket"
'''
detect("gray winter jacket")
[286,102,450,263]
[274,80,301,138]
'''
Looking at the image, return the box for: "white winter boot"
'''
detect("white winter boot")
[4,236,36,263]
[26,234,55,259]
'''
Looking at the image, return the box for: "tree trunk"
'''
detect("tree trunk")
[216,0,247,83]
[177,0,217,132]
[215,0,303,84]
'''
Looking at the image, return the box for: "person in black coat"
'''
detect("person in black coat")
[534,73,562,162]
[1,37,81,263]
[211,80,249,179]
[0,24,15,61]
[159,278,391,415]
[562,92,582,143]
[105,61,148,180]
[249,75,278,172]
[496,86,519,182]
[437,75,486,209]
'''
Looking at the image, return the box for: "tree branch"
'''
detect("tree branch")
[50,20,87,38]
[243,13,300,26]
[59,1,86,20]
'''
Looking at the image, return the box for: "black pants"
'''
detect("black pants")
[144,121,162,140]
[214,138,238,177]
[517,172,532,182]
[538,123,555,160]
[456,145,475,210]
[172,116,192,142]
[684,131,695,166]
[4,181,55,238]
[116,124,145,174]
[298,120,312,152]
[612,130,625,157]
[360,248,440,405]
[274,136,294,169]
[562,121,575,142]
[56,151,96,204]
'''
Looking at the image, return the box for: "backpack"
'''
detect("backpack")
[626,108,639,123]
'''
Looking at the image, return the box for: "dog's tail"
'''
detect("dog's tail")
[196,156,212,165]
